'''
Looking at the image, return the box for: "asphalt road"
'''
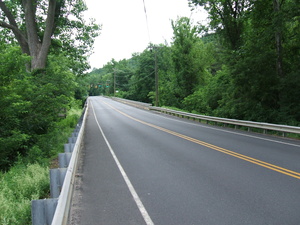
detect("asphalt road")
[69,96,300,225]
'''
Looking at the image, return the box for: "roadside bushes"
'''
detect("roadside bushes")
[25,105,83,164]
[0,45,31,170]
[0,44,79,171]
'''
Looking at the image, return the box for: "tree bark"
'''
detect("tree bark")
[273,0,284,78]
[22,0,42,70]
[0,0,58,70]
[34,0,56,69]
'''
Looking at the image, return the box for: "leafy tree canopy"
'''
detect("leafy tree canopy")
[0,0,101,74]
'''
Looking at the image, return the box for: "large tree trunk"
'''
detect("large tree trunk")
[22,0,41,70]
[36,0,56,69]
[22,0,56,70]
[273,0,284,78]
[0,0,58,71]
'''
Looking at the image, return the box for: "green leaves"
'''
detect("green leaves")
[171,17,214,106]
[189,0,250,49]
[0,44,80,170]
[0,44,30,170]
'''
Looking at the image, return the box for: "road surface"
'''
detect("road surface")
[69,96,300,225]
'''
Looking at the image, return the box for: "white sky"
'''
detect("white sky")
[84,0,208,69]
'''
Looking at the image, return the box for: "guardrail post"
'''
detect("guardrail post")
[50,168,67,198]
[31,198,58,225]
[68,136,77,144]
[59,153,72,168]
[64,143,75,153]
[74,125,80,133]
[72,132,78,138]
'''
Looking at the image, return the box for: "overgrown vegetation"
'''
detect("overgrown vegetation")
[0,163,49,225]
[86,0,300,127]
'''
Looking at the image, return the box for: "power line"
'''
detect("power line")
[142,0,151,42]
[115,71,155,87]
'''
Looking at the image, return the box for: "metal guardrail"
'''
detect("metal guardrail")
[31,100,89,225]
[111,97,152,110]
[51,100,88,225]
[111,97,300,136]
[149,106,300,135]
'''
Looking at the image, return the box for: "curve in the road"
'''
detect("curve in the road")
[101,99,300,180]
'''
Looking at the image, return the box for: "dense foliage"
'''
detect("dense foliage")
[0,0,100,170]
[0,43,82,170]
[86,0,299,126]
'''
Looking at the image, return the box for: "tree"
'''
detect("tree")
[189,0,250,50]
[0,0,100,72]
[127,49,155,103]
[154,45,177,107]
[273,0,284,78]
[0,44,30,169]
[191,0,300,123]
[171,17,206,105]
[0,45,81,170]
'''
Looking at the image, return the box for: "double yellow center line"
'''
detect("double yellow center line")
[102,100,300,180]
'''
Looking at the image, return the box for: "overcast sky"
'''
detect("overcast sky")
[84,0,208,69]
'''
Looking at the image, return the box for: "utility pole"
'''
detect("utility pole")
[154,48,159,107]
[148,44,160,106]
[114,68,116,97]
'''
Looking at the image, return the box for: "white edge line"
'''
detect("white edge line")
[91,100,154,225]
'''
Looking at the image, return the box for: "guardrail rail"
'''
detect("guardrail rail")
[111,97,152,110]
[111,97,300,137]
[31,100,89,225]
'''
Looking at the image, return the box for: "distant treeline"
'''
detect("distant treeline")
[86,0,300,127]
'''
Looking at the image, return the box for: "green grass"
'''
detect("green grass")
[0,163,49,225]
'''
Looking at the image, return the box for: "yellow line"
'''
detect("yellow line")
[101,100,300,180]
